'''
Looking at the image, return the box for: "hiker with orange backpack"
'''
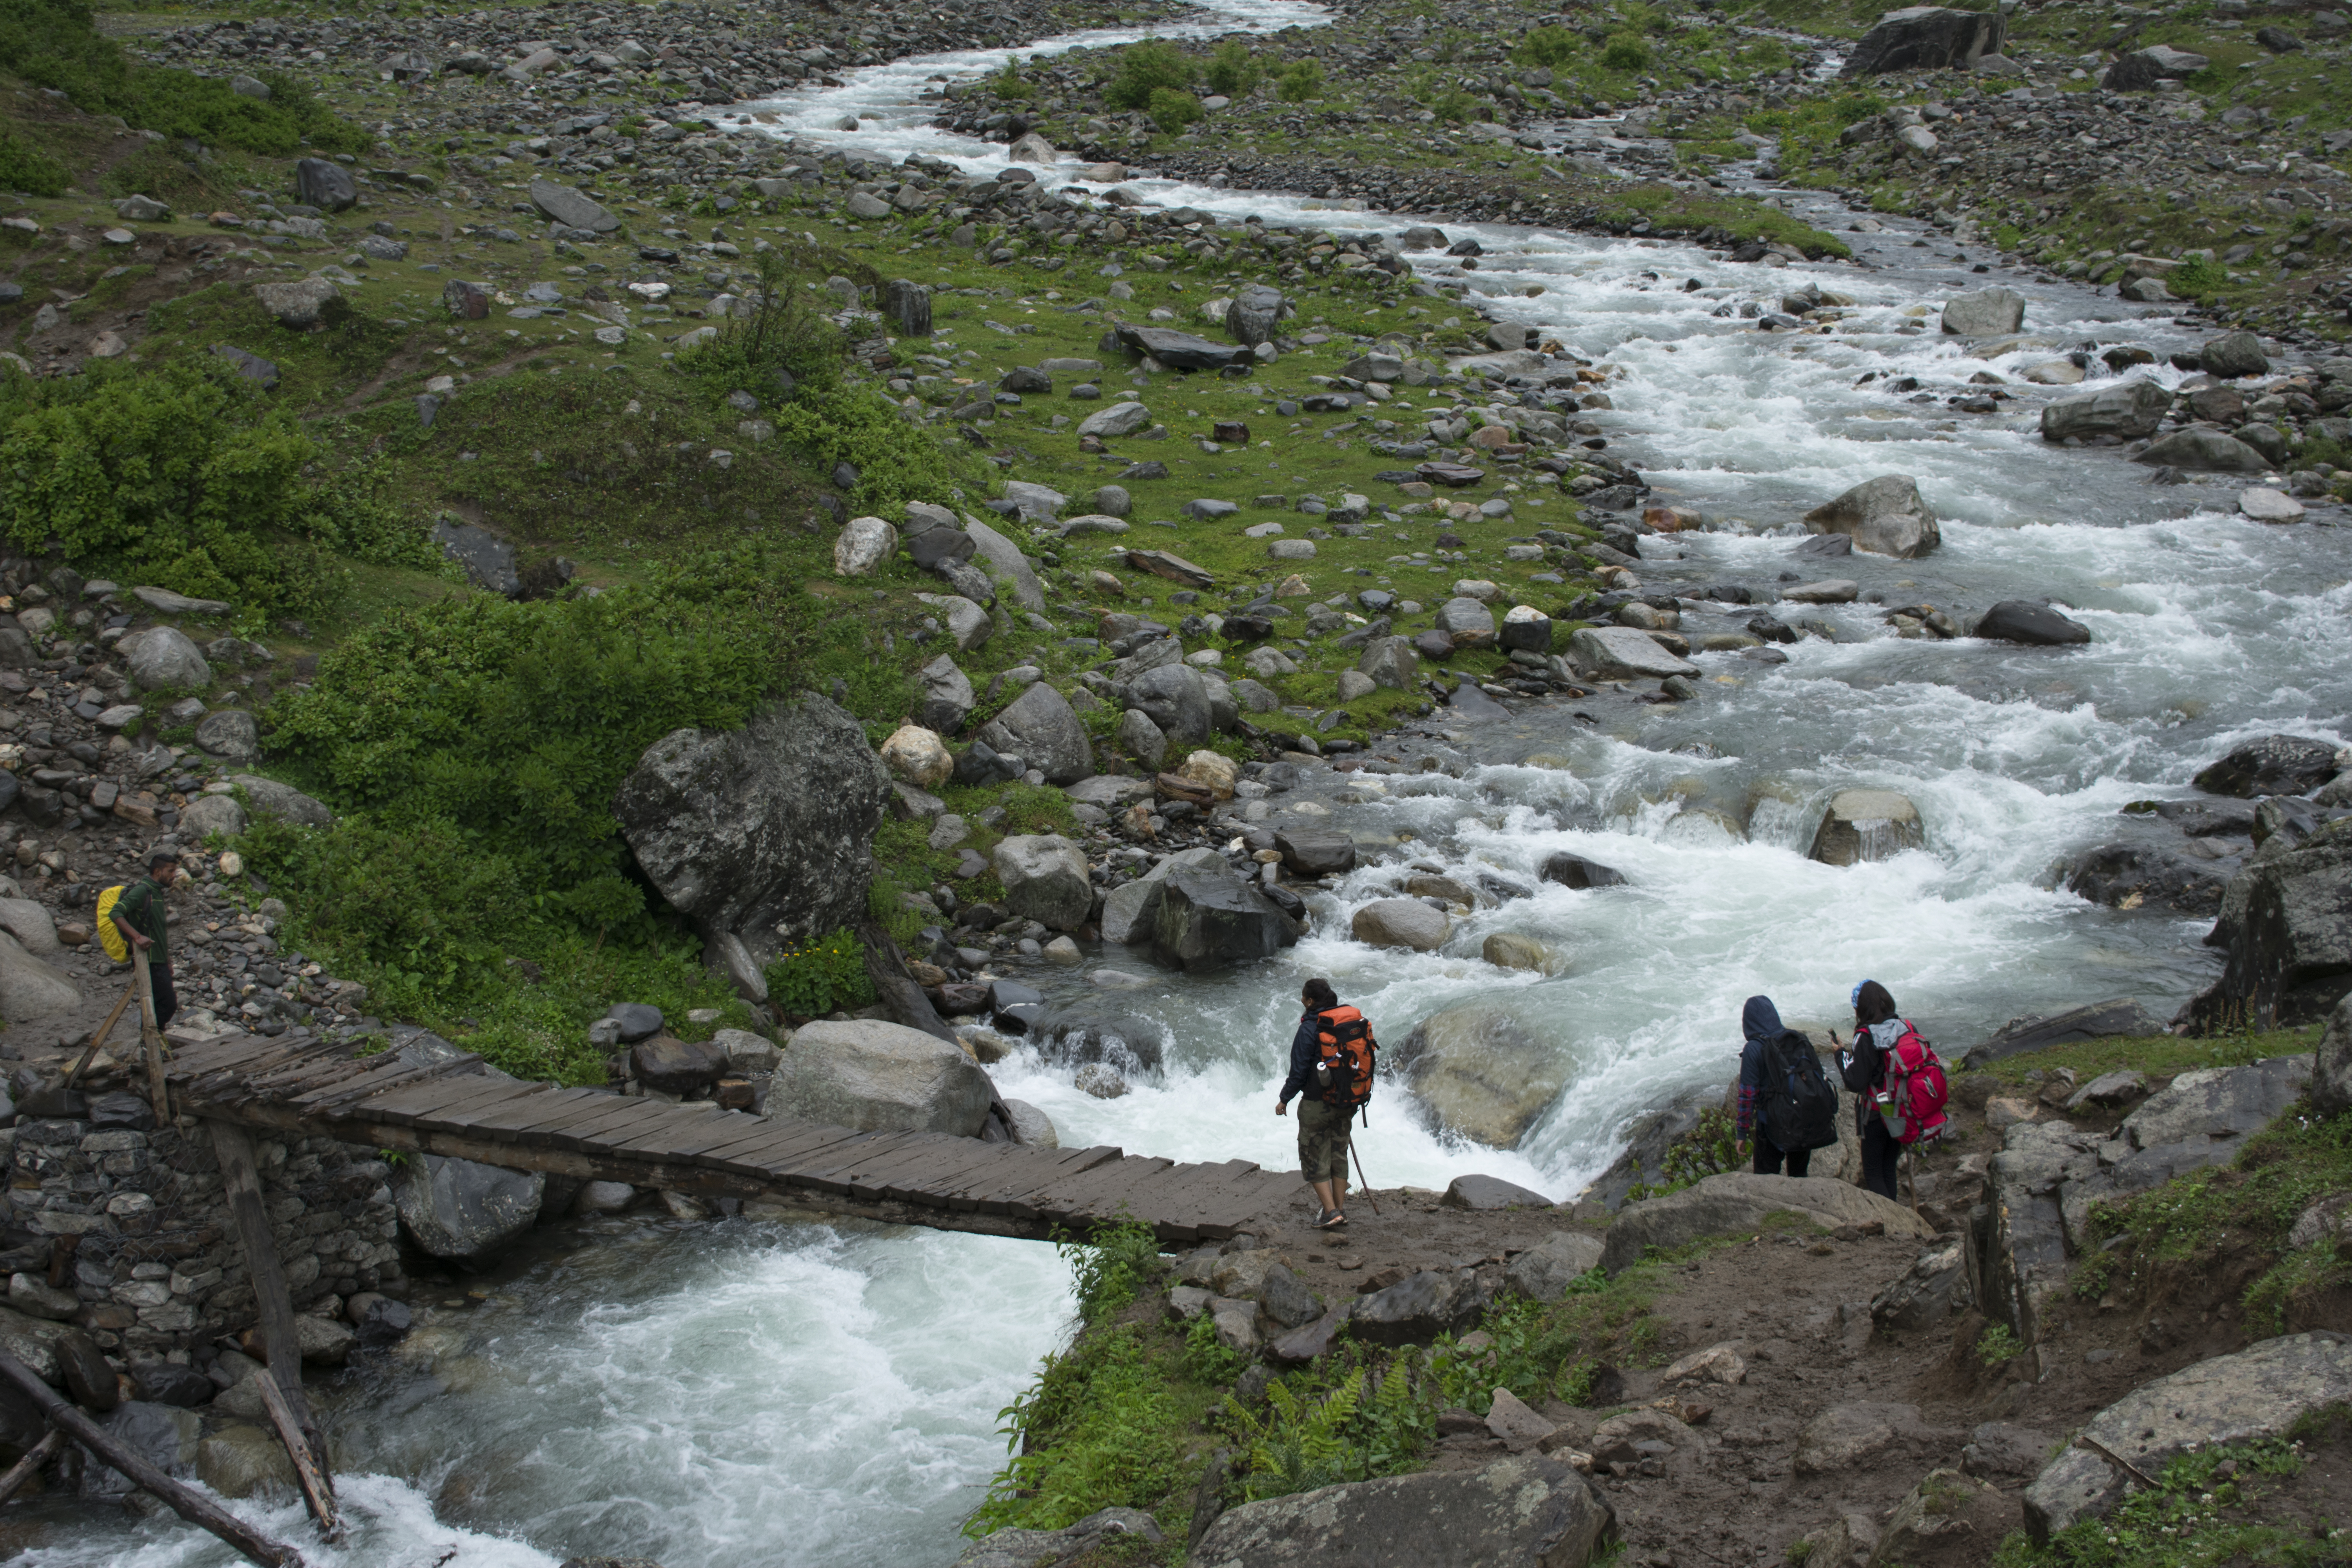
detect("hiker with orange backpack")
[1274,977,1375,1230]
[1833,979,1951,1202]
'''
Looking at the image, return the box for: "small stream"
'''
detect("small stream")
[38,2,2351,1564]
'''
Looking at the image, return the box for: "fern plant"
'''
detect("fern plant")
[1228,1369,1366,1500]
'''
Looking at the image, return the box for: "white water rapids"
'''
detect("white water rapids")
[40,1,2351,1563]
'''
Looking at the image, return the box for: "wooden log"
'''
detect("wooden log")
[62,977,139,1090]
[255,1362,341,1542]
[0,1350,306,1567]
[207,1122,327,1472]
[0,1427,63,1506]
[133,958,171,1124]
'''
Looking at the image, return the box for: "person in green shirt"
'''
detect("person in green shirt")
[107,853,181,1031]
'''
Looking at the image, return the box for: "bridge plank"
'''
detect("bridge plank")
[361,1076,526,1128]
[543,1097,661,1153]
[480,1090,621,1147]
[403,1080,546,1131]
[718,1124,881,1176]
[953,1146,1125,1214]
[294,1051,479,1116]
[691,1122,843,1171]
[602,1107,736,1161]
[786,1132,935,1195]
[167,1033,287,1079]
[1008,1156,1176,1225]
[887,1145,1040,1205]
[837,1140,998,1202]
[460,1087,595,1142]
[661,1114,771,1161]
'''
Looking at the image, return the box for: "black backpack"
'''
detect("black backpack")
[1761,1030,1840,1152]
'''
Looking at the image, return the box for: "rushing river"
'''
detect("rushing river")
[40,1,2352,1563]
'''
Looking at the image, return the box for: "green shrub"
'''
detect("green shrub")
[0,0,367,156]
[968,1325,1191,1537]
[1104,38,1194,110]
[1602,33,1653,71]
[762,927,878,1018]
[1428,85,1480,123]
[0,126,67,197]
[1277,58,1326,102]
[1514,25,1581,68]
[1205,40,1262,97]
[1622,1107,1741,1202]
[1975,1323,2024,1366]
[2167,253,2228,298]
[1147,86,1204,132]
[768,380,980,513]
[1063,1219,1166,1323]
[680,247,849,403]
[987,55,1036,100]
[0,357,403,613]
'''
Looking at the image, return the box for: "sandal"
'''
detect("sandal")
[1321,1209,1348,1229]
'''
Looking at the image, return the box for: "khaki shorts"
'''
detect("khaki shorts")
[1297,1097,1352,1183]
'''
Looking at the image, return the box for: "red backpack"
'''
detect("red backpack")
[1313,1006,1377,1119]
[1872,1019,1950,1146]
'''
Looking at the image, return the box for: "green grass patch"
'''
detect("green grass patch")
[1977,1025,2319,1089]
[1992,1429,2343,1568]
[0,122,67,197]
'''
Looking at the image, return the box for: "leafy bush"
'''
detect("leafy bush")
[0,0,368,156]
[1514,25,1581,67]
[1147,86,1204,132]
[1427,84,1480,123]
[1105,38,1194,109]
[2167,253,2228,298]
[1277,58,1326,102]
[987,55,1036,100]
[1975,1323,2024,1367]
[969,1326,1191,1537]
[1602,33,1653,71]
[1063,1218,1166,1323]
[679,246,848,402]
[1205,40,1262,97]
[0,126,67,197]
[762,927,877,1018]
[1622,1107,1742,1202]
[0,357,409,613]
[1226,1359,1430,1501]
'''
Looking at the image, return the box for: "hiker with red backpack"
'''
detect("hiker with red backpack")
[1275,977,1376,1230]
[1833,980,1951,1202]
[1736,995,1841,1177]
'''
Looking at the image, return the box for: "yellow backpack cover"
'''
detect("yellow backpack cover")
[94,884,130,962]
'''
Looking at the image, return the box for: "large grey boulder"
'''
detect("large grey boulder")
[2316,992,2352,1118]
[974,682,1093,785]
[2134,428,2270,472]
[194,708,260,762]
[1390,1000,1566,1150]
[1193,1455,1615,1567]
[1940,284,2025,337]
[394,1154,544,1262]
[1149,863,1297,971]
[122,627,212,692]
[1600,1173,1934,1275]
[2102,43,2209,91]
[1565,626,1699,681]
[1100,847,1224,944]
[0,931,78,1018]
[1506,1231,1606,1299]
[2193,734,2342,798]
[962,514,1047,613]
[917,655,974,734]
[615,695,889,958]
[2199,330,2271,379]
[1224,284,1289,347]
[1276,829,1356,876]
[1842,6,2005,76]
[1076,401,1153,439]
[956,1507,1161,1568]
[769,1018,994,1136]
[1962,997,2165,1068]
[177,794,248,839]
[993,834,1092,932]
[528,178,620,232]
[1802,475,1940,558]
[1984,1119,2094,1346]
[1351,897,1449,951]
[2039,378,2171,442]
[1809,789,1925,865]
[0,898,56,955]
[1350,1269,1486,1348]
[2024,1332,2352,1543]
[1975,601,2091,646]
[1125,662,1212,747]
[1869,1238,1974,1332]
[231,775,332,827]
[2183,817,2352,1027]
[2114,1054,2310,1152]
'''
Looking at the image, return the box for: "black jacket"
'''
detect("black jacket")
[1278,1011,1324,1107]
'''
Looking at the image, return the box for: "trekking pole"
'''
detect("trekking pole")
[1348,1141,1382,1217]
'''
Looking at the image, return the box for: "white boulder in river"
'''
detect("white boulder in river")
[1802,474,1940,558]
[1809,789,1925,865]
[771,1018,995,1136]
[1388,1000,1568,1149]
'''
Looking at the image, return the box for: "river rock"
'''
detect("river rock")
[1225,285,1289,347]
[1962,997,2165,1068]
[1350,1269,1486,1347]
[2193,734,2342,798]
[1809,789,1925,865]
[1443,1174,1553,1211]
[1482,932,1555,973]
[121,626,212,691]
[1435,597,1496,647]
[1150,863,1297,971]
[1099,846,1222,944]
[1357,635,1419,690]
[2103,43,2209,89]
[993,834,1092,931]
[616,695,889,959]
[1390,1000,1565,1149]
[1076,400,1152,438]
[1505,1231,1606,1299]
[1113,323,1249,370]
[974,682,1093,784]
[2241,487,2307,523]
[1565,626,1699,680]
[2039,378,2171,441]
[2024,1332,2352,1543]
[1975,601,2091,646]
[916,656,974,735]
[2317,993,2352,1118]
[1004,1098,1060,1148]
[2198,330,2271,378]
[2183,816,2352,1025]
[1276,828,1356,876]
[1193,1454,1615,1567]
[1802,475,1940,558]
[197,1425,297,1499]
[1126,662,1212,747]
[395,1154,545,1262]
[0,931,77,1018]
[880,725,954,789]
[954,1507,1163,1568]
[1540,853,1626,890]
[1600,1173,1934,1275]
[770,1018,994,1136]
[0,899,58,955]
[1939,284,2025,336]
[1351,897,1449,951]
[1843,6,2007,76]
[2133,428,2270,471]
[630,1036,728,1094]
[192,708,260,762]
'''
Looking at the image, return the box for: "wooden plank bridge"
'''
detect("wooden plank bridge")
[163,1027,1307,1245]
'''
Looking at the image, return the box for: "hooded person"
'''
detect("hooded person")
[1837,979,1905,1201]
[1737,995,1815,1178]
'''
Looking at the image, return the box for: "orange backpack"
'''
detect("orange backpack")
[1312,1006,1377,1119]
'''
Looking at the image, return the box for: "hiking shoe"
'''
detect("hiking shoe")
[1320,1209,1347,1229]
[1313,1207,1337,1228]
